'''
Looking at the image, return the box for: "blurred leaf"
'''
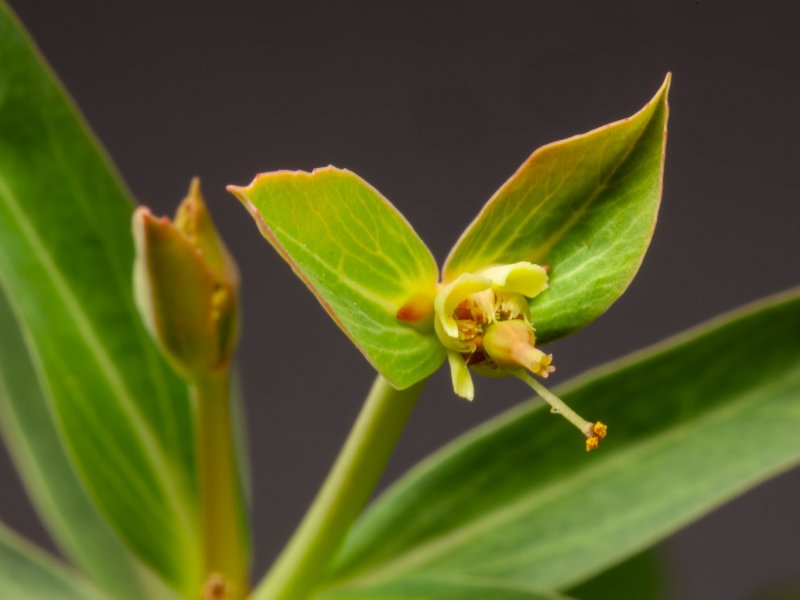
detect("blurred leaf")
[323,289,800,593]
[229,167,444,388]
[0,289,178,600]
[443,75,670,344]
[231,368,253,506]
[0,4,202,594]
[566,550,666,600]
[319,575,570,600]
[0,523,108,600]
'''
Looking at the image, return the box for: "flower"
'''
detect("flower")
[432,261,552,401]
[226,76,674,454]
[428,261,607,451]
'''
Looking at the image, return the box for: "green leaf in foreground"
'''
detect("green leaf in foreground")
[320,576,569,600]
[0,523,108,600]
[322,289,800,594]
[0,289,177,600]
[0,4,201,593]
[444,75,670,344]
[228,167,444,388]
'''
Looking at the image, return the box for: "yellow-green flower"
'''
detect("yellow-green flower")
[430,261,607,451]
[433,261,552,401]
[230,79,671,450]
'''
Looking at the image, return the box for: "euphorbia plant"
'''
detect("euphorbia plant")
[1,4,799,600]
[224,75,667,599]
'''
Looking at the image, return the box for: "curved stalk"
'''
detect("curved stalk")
[252,375,426,600]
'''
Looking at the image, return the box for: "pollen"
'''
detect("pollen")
[584,422,608,452]
[593,421,608,439]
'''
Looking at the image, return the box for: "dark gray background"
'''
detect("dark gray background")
[2,1,799,598]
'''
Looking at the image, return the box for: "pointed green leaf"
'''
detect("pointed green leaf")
[318,575,570,600]
[229,167,444,388]
[326,289,800,592]
[0,523,109,600]
[0,289,178,600]
[444,75,670,343]
[0,4,203,594]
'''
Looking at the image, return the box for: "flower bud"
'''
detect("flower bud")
[133,178,240,380]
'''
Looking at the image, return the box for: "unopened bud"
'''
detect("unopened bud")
[133,179,240,380]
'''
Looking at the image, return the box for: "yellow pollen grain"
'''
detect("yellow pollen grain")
[593,421,608,439]
[585,436,600,452]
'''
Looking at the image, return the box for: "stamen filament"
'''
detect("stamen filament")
[516,371,607,451]
[517,372,591,431]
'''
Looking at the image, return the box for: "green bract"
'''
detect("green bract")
[230,75,670,394]
[228,168,444,389]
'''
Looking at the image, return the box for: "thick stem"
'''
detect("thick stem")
[252,375,426,600]
[192,373,250,599]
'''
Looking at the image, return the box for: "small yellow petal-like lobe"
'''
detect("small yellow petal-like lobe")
[480,262,548,298]
[447,350,475,401]
[434,273,492,338]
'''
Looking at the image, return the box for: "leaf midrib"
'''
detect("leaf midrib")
[522,114,654,267]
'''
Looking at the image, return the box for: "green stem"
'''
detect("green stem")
[192,372,250,599]
[252,375,426,600]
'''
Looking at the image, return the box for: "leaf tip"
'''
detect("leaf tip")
[643,73,671,115]
[225,183,245,197]
[188,175,202,197]
[131,205,150,231]
[658,71,672,100]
